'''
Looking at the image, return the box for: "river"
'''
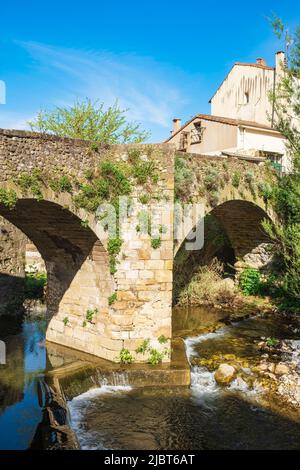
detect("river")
[0,308,300,450]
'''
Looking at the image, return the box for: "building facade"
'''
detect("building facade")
[167,52,290,172]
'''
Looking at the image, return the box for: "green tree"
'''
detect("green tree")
[263,18,300,306]
[28,98,150,144]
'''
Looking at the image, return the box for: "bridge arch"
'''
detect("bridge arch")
[173,198,274,304]
[0,195,115,357]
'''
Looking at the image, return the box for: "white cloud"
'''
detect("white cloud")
[17,41,188,135]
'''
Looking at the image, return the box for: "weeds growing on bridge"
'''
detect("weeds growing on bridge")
[49,175,73,193]
[108,292,117,305]
[0,188,18,209]
[15,170,44,201]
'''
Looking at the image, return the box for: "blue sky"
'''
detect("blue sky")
[0,0,299,142]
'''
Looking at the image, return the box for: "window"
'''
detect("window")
[191,122,205,144]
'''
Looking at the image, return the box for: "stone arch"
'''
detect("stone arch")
[173,198,273,303]
[0,197,115,357]
[210,199,272,261]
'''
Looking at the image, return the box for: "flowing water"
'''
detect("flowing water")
[67,309,300,450]
[0,308,300,450]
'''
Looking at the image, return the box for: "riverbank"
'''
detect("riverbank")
[187,309,300,413]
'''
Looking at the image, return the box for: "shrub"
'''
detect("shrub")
[174,155,194,201]
[86,308,98,323]
[204,169,220,191]
[239,268,261,296]
[119,348,134,364]
[148,348,164,365]
[266,337,280,348]
[49,175,72,193]
[139,194,150,204]
[158,335,168,344]
[24,273,47,300]
[258,182,273,202]
[28,98,149,143]
[0,188,18,209]
[108,236,123,274]
[16,170,43,200]
[177,259,234,306]
[133,160,156,184]
[135,339,150,355]
[232,171,241,188]
[151,237,161,249]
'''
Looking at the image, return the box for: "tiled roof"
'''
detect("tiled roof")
[166,114,278,142]
[235,62,274,71]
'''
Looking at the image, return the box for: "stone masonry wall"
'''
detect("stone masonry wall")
[0,216,26,316]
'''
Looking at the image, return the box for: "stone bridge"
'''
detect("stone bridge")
[0,130,274,362]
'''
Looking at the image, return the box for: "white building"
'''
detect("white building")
[167,52,290,172]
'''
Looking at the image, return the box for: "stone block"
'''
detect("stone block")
[144,260,164,270]
[155,270,172,283]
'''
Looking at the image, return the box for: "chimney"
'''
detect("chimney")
[172,118,181,135]
[276,51,285,76]
[256,58,267,66]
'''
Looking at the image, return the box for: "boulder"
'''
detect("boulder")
[218,278,235,291]
[274,363,290,376]
[234,261,248,270]
[214,363,236,385]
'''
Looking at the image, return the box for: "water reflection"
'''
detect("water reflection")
[0,318,46,449]
[172,305,228,337]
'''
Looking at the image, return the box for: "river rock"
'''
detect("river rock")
[214,364,236,385]
[268,363,276,373]
[234,261,248,270]
[252,363,268,374]
[218,278,235,291]
[274,363,290,376]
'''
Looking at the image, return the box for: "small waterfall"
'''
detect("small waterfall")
[93,370,130,387]
[190,366,218,394]
[184,328,227,395]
